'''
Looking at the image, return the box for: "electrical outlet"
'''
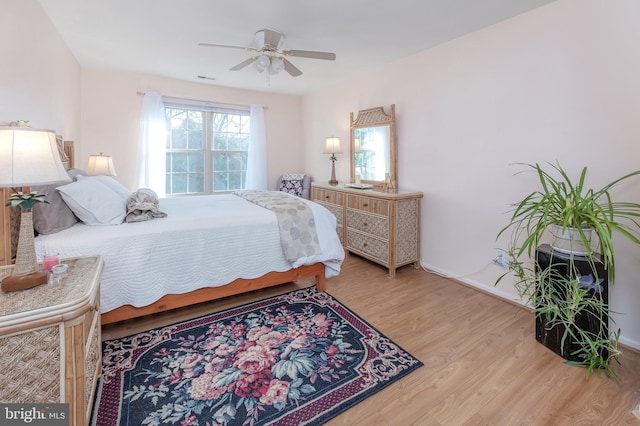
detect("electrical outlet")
[493,248,508,269]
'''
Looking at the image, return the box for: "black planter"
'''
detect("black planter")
[535,244,609,362]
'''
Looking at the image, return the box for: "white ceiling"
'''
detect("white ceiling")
[38,0,555,96]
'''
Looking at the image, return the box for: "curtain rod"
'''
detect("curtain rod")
[136,91,267,109]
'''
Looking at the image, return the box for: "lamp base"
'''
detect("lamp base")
[329,159,338,186]
[1,271,48,292]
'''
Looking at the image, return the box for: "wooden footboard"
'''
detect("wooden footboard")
[100,263,326,325]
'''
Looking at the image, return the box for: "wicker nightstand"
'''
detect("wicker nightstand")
[0,255,103,426]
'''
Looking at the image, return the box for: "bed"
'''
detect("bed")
[2,145,344,325]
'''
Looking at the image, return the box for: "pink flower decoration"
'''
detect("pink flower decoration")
[260,379,290,405]
[234,345,278,374]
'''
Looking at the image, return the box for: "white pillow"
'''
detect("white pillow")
[77,175,131,200]
[57,178,127,225]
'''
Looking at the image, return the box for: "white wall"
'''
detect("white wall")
[0,0,80,138]
[79,69,303,190]
[302,0,640,349]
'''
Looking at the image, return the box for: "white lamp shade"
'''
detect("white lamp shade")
[0,127,71,186]
[86,153,117,176]
[271,57,285,73]
[354,138,361,153]
[324,137,342,154]
[256,55,270,71]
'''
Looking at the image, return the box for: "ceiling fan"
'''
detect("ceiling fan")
[199,28,336,77]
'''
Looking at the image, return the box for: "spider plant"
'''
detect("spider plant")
[497,162,640,283]
[496,162,640,379]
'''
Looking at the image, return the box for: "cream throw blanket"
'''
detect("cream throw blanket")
[125,188,167,223]
[234,190,321,262]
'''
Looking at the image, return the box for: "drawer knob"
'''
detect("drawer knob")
[325,195,330,199]
[363,203,368,207]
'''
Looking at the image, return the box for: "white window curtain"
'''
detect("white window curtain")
[245,104,267,190]
[135,91,166,197]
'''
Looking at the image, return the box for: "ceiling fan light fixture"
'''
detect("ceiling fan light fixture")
[256,55,270,71]
[271,57,284,74]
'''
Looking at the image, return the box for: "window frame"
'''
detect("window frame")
[164,99,250,196]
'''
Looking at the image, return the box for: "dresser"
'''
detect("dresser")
[312,183,423,277]
[0,256,103,426]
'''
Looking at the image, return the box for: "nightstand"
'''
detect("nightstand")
[0,256,103,426]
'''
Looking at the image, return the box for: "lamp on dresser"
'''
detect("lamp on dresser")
[324,136,342,186]
[86,152,117,176]
[0,127,71,291]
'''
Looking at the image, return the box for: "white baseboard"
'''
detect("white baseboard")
[420,261,640,353]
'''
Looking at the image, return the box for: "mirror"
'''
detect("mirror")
[350,104,397,189]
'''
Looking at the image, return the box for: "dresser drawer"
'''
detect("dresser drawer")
[347,230,389,263]
[313,188,345,206]
[321,202,344,227]
[346,209,389,239]
[347,194,389,216]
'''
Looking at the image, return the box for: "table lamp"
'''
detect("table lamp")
[324,137,342,186]
[0,127,71,291]
[86,152,117,176]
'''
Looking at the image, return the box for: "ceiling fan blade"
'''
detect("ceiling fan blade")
[262,29,283,49]
[199,42,247,50]
[283,58,303,77]
[230,56,258,71]
[283,49,336,61]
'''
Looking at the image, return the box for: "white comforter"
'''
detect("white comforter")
[35,193,345,313]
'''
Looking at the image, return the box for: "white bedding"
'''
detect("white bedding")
[34,193,344,313]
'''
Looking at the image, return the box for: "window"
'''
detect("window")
[164,101,250,195]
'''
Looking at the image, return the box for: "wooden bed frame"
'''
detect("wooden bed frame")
[1,141,328,325]
[101,263,326,324]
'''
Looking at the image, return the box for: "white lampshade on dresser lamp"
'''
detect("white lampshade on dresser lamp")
[0,127,71,292]
[324,137,342,186]
[86,152,117,176]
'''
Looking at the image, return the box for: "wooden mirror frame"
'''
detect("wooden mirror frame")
[350,104,397,188]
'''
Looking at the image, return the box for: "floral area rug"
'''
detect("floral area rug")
[92,287,423,425]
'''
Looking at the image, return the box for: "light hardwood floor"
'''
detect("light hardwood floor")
[102,255,640,425]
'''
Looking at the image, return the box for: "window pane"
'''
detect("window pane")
[228,135,246,151]
[228,171,243,190]
[170,129,187,149]
[188,130,203,149]
[228,152,243,171]
[171,173,188,194]
[213,152,229,172]
[213,134,227,150]
[211,112,249,192]
[188,172,204,193]
[213,171,228,191]
[164,105,249,194]
[166,109,203,150]
[188,153,203,173]
[166,152,204,195]
[172,153,188,172]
